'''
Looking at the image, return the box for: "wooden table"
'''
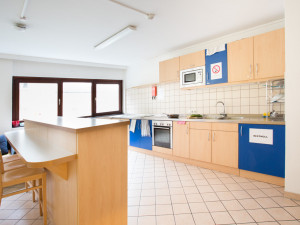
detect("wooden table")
[5,117,129,225]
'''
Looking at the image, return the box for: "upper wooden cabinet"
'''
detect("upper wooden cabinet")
[173,122,190,158]
[179,50,205,71]
[228,37,254,83]
[159,57,180,83]
[228,28,285,83]
[254,28,285,79]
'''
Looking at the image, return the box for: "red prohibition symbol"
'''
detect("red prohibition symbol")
[212,65,221,73]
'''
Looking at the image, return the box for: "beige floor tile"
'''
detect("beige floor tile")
[229,210,255,223]
[2,201,26,210]
[258,222,280,225]
[203,173,218,179]
[0,220,19,225]
[220,177,236,184]
[156,195,171,205]
[272,197,298,207]
[129,197,141,206]
[256,198,280,208]
[181,180,196,187]
[141,189,155,197]
[201,193,219,202]
[261,188,283,197]
[247,189,268,198]
[211,184,228,192]
[140,197,155,206]
[216,191,236,200]
[197,185,214,193]
[239,199,262,209]
[206,178,223,185]
[174,214,195,225]
[252,181,273,189]
[222,200,244,211]
[128,217,138,225]
[189,202,208,213]
[284,207,300,220]
[279,221,300,225]
[232,176,250,183]
[211,211,235,225]
[155,182,169,189]
[139,205,156,216]
[194,179,209,186]
[156,204,173,215]
[15,220,36,225]
[169,188,185,195]
[171,195,187,204]
[206,201,226,212]
[266,208,295,221]
[183,187,199,194]
[156,215,175,225]
[172,203,191,214]
[232,190,252,199]
[156,188,170,196]
[225,183,243,191]
[239,182,258,190]
[248,209,275,222]
[31,220,43,225]
[185,194,203,203]
[193,212,215,225]
[137,216,156,225]
[0,210,17,220]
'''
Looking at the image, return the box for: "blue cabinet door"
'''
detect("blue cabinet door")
[239,124,285,178]
[205,44,228,85]
[129,120,152,150]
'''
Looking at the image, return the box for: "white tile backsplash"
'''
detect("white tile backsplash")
[126,82,284,115]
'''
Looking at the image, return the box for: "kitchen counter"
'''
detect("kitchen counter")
[105,114,285,125]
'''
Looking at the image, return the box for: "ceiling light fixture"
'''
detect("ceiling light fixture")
[109,0,155,20]
[94,25,136,50]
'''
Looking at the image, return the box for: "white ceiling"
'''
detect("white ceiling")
[0,0,284,67]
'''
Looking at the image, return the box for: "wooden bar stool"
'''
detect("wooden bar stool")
[0,155,47,225]
[2,154,21,164]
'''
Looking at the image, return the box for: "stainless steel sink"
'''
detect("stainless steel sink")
[204,115,244,120]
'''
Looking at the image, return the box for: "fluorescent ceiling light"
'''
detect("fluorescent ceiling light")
[94,25,136,50]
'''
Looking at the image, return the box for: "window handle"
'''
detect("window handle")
[59,98,61,106]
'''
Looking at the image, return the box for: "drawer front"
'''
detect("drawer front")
[190,122,211,130]
[212,123,238,132]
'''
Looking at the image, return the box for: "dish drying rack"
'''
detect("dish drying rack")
[263,79,285,115]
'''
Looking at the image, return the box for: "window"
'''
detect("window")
[19,83,58,120]
[13,77,123,122]
[63,82,92,118]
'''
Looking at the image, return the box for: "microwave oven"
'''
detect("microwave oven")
[180,66,206,88]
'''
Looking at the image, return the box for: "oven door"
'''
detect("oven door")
[153,126,172,149]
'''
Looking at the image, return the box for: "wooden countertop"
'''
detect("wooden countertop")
[5,130,77,168]
[24,117,130,131]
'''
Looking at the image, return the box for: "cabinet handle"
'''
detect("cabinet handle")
[213,132,215,141]
[256,64,258,75]
[249,64,252,79]
[240,126,243,136]
[206,72,209,82]
[208,132,210,141]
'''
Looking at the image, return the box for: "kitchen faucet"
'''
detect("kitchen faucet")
[216,101,227,118]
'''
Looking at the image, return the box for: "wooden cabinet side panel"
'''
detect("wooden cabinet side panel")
[173,122,189,158]
[254,28,285,79]
[228,37,254,83]
[77,125,128,225]
[179,50,205,70]
[212,131,239,168]
[190,129,211,162]
[47,160,78,225]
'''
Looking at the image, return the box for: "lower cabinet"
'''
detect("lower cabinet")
[190,129,211,163]
[173,122,190,158]
[211,130,239,168]
[129,120,152,150]
[239,124,285,178]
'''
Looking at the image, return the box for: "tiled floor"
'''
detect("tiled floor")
[128,150,300,225]
[1,150,300,225]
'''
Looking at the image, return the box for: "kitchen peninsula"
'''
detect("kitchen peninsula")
[5,117,130,225]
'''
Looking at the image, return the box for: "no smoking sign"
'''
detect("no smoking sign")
[210,62,222,80]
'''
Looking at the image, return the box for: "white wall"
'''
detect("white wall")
[0,59,126,135]
[284,0,300,195]
[0,59,13,135]
[126,19,285,88]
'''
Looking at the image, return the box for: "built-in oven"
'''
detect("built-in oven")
[152,120,172,149]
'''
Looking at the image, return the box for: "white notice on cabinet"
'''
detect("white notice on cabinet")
[210,62,222,80]
[249,128,273,145]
